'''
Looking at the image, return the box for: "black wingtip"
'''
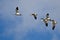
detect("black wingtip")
[35,16,37,20]
[45,23,48,27]
[52,26,55,30]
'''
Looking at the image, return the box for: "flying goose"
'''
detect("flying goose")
[41,13,51,26]
[51,20,57,30]
[15,7,21,16]
[32,12,37,20]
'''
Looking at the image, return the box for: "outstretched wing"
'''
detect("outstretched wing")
[34,15,37,19]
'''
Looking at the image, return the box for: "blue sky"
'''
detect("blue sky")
[0,0,60,40]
